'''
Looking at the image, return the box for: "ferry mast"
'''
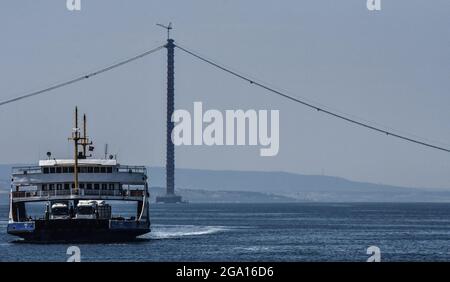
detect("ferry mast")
[69,107,92,194]
[71,107,80,193]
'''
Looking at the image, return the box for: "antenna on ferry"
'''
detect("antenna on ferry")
[104,143,109,159]
[80,113,93,159]
[82,114,87,157]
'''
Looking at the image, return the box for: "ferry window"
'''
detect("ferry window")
[107,167,112,173]
[94,184,100,190]
[42,184,47,191]
[62,167,69,173]
[69,167,74,173]
[109,184,115,190]
[79,183,85,189]
[88,167,94,173]
[100,167,106,173]
[56,167,62,174]
[79,167,86,173]
[64,183,70,190]
[87,183,92,190]
[102,184,107,190]
[43,167,49,174]
[56,184,62,190]
[94,167,100,173]
[71,183,75,189]
[49,167,55,173]
[49,184,54,191]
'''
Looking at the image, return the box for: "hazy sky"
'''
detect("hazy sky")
[0,0,449,188]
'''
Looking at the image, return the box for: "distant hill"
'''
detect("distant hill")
[150,187,299,203]
[147,167,450,202]
[2,164,450,202]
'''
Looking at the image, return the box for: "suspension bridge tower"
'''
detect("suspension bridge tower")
[156,23,183,204]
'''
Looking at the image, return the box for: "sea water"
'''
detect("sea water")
[0,203,450,262]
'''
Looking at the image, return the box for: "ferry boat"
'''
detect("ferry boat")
[7,107,150,242]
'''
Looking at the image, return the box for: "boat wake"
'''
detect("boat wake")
[145,224,230,239]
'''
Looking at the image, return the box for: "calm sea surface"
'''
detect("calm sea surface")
[1,203,450,261]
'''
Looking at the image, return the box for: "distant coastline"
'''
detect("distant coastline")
[2,165,450,203]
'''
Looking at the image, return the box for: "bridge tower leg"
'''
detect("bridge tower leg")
[156,38,183,204]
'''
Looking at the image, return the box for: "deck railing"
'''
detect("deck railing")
[11,189,144,199]
[12,166,42,175]
[12,165,147,175]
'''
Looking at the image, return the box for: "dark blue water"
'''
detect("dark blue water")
[1,203,450,261]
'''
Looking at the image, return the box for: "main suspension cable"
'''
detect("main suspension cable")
[0,45,165,107]
[175,43,450,153]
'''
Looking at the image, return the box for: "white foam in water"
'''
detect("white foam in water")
[146,224,230,239]
[234,246,273,252]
